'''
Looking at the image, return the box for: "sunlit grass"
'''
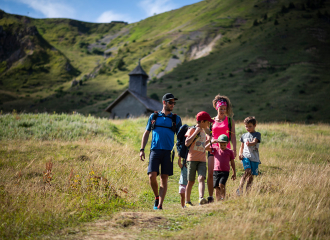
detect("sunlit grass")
[0,113,329,239]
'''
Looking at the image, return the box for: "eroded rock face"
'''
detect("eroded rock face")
[0,24,39,65]
[189,34,222,60]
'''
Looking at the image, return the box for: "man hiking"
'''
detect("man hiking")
[140,93,182,210]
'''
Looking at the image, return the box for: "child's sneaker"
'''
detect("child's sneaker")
[199,198,208,205]
[153,198,159,210]
[185,202,193,207]
[236,189,241,196]
[207,196,214,203]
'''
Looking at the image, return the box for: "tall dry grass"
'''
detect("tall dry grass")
[0,139,149,239]
[174,123,330,239]
[1,113,330,239]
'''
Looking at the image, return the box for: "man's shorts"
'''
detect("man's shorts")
[178,184,186,194]
[148,149,173,176]
[187,161,206,182]
[213,171,229,187]
[242,158,259,175]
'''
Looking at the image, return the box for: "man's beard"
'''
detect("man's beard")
[165,105,172,112]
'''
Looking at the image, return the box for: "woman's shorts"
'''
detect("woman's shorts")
[213,171,229,187]
[242,158,259,175]
[178,184,186,194]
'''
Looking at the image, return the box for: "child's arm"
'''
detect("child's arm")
[185,126,201,146]
[205,139,218,151]
[246,137,259,146]
[178,157,182,168]
[239,142,244,160]
[230,159,236,180]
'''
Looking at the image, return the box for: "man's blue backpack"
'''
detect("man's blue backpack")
[176,124,199,162]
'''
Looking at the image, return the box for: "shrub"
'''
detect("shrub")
[91,48,104,55]
[289,2,295,9]
[253,19,259,26]
[114,58,125,71]
[274,20,279,25]
[281,5,288,13]
[78,41,88,49]
[150,93,159,101]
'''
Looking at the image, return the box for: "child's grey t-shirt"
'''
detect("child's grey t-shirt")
[240,132,261,163]
[179,165,187,185]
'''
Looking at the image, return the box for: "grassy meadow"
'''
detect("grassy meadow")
[0,113,329,239]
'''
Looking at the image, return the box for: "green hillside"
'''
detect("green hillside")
[0,0,330,122]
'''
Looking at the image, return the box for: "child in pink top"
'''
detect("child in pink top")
[206,134,236,201]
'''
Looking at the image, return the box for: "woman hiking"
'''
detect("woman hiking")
[206,95,237,203]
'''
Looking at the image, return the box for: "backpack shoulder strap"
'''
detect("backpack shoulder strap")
[184,126,200,161]
[228,117,232,142]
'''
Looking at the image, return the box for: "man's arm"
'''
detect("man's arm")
[176,116,183,135]
[185,127,200,146]
[140,130,150,161]
[230,159,236,180]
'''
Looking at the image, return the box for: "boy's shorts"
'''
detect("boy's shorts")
[147,149,173,176]
[187,161,206,182]
[242,158,259,175]
[178,184,186,194]
[213,171,229,187]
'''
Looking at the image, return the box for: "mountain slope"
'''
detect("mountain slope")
[0,0,330,122]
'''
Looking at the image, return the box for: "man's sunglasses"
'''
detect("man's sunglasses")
[166,101,176,105]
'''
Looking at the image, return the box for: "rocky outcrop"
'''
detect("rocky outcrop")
[0,23,77,77]
[189,34,222,60]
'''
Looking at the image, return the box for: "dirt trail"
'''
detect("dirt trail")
[63,211,167,239]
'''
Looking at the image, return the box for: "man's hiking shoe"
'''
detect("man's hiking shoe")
[207,196,214,203]
[153,198,159,210]
[185,202,193,208]
[236,189,241,196]
[199,198,208,205]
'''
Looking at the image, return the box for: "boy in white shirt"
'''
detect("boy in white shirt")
[237,116,261,195]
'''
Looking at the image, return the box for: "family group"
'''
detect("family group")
[140,93,261,209]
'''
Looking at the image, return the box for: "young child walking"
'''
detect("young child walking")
[237,116,261,195]
[178,156,187,208]
[205,134,236,201]
[185,111,214,207]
